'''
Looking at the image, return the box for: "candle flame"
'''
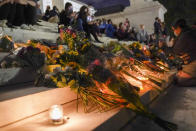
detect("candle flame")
[137,76,149,81]
[49,105,63,120]
[160,66,164,69]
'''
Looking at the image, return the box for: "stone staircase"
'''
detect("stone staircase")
[1,21,59,43]
[0,23,176,130]
[0,58,175,130]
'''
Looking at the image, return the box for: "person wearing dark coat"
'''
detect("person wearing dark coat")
[0,1,16,28]
[49,6,59,18]
[154,17,161,44]
[116,22,126,40]
[24,0,37,26]
[42,5,50,21]
[106,19,115,38]
[172,18,196,86]
[59,2,73,27]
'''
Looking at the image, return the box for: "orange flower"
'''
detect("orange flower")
[72,33,76,38]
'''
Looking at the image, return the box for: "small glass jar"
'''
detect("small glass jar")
[49,105,64,125]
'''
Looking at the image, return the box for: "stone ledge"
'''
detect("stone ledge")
[0,87,77,127]
[3,28,59,43]
[0,67,36,87]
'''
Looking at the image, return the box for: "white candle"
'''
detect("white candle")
[49,105,64,125]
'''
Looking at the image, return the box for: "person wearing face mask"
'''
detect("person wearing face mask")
[172,18,196,86]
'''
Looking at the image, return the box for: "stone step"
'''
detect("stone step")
[0,86,77,127]
[0,68,176,129]
[0,82,53,102]
[3,28,59,43]
[0,67,36,87]
[0,53,37,86]
[1,21,59,43]
[0,85,160,131]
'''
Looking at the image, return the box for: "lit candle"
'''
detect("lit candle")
[143,46,147,51]
[49,105,64,125]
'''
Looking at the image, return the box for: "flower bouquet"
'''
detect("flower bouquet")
[33,28,178,131]
[0,46,45,70]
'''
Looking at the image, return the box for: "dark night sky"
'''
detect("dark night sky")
[77,0,130,9]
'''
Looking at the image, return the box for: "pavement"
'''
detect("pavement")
[122,86,196,131]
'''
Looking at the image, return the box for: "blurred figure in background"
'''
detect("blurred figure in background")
[24,0,37,29]
[99,18,107,34]
[76,6,102,43]
[137,24,149,44]
[86,9,102,43]
[36,3,42,21]
[48,6,59,23]
[106,19,115,38]
[59,2,73,27]
[116,22,126,40]
[172,18,196,86]
[154,17,161,44]
[129,27,137,41]
[149,33,156,45]
[42,5,51,21]
[0,0,16,28]
[124,18,130,30]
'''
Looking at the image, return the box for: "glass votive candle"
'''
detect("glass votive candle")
[49,105,64,125]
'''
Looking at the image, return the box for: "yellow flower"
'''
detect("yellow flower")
[67,62,77,69]
[68,51,79,56]
[81,43,88,51]
[78,68,88,74]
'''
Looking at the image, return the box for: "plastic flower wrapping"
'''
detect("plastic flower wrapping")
[0,28,183,131]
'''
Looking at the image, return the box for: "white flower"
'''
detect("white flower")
[68,26,72,30]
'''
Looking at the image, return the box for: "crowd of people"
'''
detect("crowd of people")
[53,3,170,45]
[0,0,42,30]
[0,1,170,45]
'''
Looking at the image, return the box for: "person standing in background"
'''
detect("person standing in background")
[0,0,16,28]
[137,24,149,44]
[116,22,126,40]
[154,17,161,45]
[24,0,37,29]
[124,18,130,29]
